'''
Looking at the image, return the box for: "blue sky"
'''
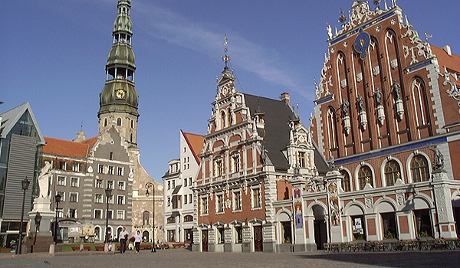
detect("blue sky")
[2,0,459,182]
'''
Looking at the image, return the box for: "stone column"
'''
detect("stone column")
[432,171,457,239]
[326,170,344,243]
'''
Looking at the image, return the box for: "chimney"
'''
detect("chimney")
[442,45,452,56]
[280,92,290,104]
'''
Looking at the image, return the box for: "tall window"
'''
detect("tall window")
[358,166,372,190]
[107,180,114,189]
[95,194,103,203]
[117,195,125,205]
[232,154,240,173]
[341,170,351,192]
[57,176,66,186]
[216,193,224,213]
[217,227,225,244]
[411,155,429,182]
[118,181,125,190]
[411,77,432,136]
[108,166,114,175]
[201,196,208,215]
[117,167,123,176]
[69,209,77,218]
[117,210,125,220]
[117,118,122,126]
[385,160,400,186]
[281,221,292,243]
[252,187,261,209]
[235,226,242,243]
[298,152,306,168]
[98,164,104,174]
[228,108,233,125]
[72,162,80,172]
[143,211,149,225]
[70,177,79,187]
[327,107,339,150]
[233,190,242,211]
[94,209,102,219]
[215,158,223,177]
[381,212,397,239]
[95,179,103,188]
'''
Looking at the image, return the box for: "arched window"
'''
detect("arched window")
[221,111,226,129]
[358,166,372,190]
[385,160,400,186]
[327,107,339,156]
[411,77,432,137]
[143,211,149,225]
[411,155,429,182]
[228,108,233,126]
[184,215,193,222]
[117,118,122,126]
[340,170,351,192]
[95,227,101,241]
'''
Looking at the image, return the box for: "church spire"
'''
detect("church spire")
[98,0,139,146]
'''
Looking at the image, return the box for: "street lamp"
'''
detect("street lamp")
[145,182,156,252]
[16,177,30,254]
[105,187,112,248]
[54,193,61,244]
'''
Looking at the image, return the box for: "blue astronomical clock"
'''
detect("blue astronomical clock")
[353,30,370,59]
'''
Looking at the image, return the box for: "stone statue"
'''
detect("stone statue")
[374,88,383,106]
[340,100,350,117]
[356,94,365,112]
[392,80,401,100]
[327,24,333,39]
[430,146,444,171]
[38,161,52,198]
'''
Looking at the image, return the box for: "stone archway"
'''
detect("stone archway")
[312,205,327,250]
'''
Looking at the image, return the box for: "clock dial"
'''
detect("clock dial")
[353,31,370,59]
[116,89,126,99]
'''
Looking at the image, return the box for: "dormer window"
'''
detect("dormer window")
[298,152,306,168]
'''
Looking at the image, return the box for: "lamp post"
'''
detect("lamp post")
[105,187,112,250]
[54,193,61,244]
[32,212,42,252]
[16,177,30,254]
[145,182,156,252]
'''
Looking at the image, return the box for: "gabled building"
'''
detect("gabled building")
[309,1,460,246]
[163,130,204,245]
[0,102,45,248]
[191,42,328,252]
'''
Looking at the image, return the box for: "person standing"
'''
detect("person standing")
[119,227,129,253]
[134,230,142,254]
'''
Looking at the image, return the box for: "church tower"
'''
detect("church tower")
[98,0,139,146]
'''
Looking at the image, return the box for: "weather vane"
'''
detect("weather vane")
[222,34,230,67]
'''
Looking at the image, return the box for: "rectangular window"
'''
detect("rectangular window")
[232,154,240,173]
[298,152,306,168]
[215,159,223,176]
[98,164,104,174]
[118,181,125,190]
[107,180,114,189]
[70,177,79,187]
[167,196,171,207]
[117,195,125,205]
[56,208,63,218]
[59,161,66,170]
[69,208,77,218]
[108,195,114,204]
[184,178,187,187]
[72,162,80,172]
[117,167,123,176]
[252,187,261,209]
[69,192,78,202]
[107,210,113,220]
[117,210,125,220]
[216,193,224,213]
[217,227,225,244]
[235,226,242,243]
[95,194,103,203]
[189,194,192,204]
[172,195,182,209]
[95,179,103,189]
[167,230,175,242]
[57,191,65,201]
[57,176,66,186]
[201,196,208,215]
[233,191,242,211]
[94,209,102,219]
[108,166,114,175]
[189,178,192,186]
[109,152,113,160]
[168,181,171,190]
[184,194,187,204]
[172,180,175,188]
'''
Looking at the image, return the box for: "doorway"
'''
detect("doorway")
[254,226,263,251]
[313,205,327,250]
[202,230,208,252]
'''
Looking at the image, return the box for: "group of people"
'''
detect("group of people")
[118,227,143,254]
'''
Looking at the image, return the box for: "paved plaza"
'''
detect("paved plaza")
[1,249,459,268]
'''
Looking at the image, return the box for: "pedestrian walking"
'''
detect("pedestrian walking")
[119,227,129,253]
[134,230,142,254]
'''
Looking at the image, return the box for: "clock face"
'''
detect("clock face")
[116,89,126,99]
[353,31,370,59]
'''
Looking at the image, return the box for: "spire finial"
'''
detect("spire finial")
[222,34,230,68]
[338,8,347,24]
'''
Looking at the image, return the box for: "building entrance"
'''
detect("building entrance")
[253,226,263,251]
[202,230,208,252]
[313,205,327,250]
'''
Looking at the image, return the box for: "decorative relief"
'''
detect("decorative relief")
[341,100,351,135]
[442,69,460,114]
[365,195,373,209]
[396,193,405,206]
[390,59,398,69]
[372,66,380,76]
[341,79,347,89]
[356,72,363,82]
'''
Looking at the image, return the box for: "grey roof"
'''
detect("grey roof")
[243,93,330,174]
[0,101,45,144]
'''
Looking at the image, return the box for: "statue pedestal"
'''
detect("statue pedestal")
[27,197,58,253]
